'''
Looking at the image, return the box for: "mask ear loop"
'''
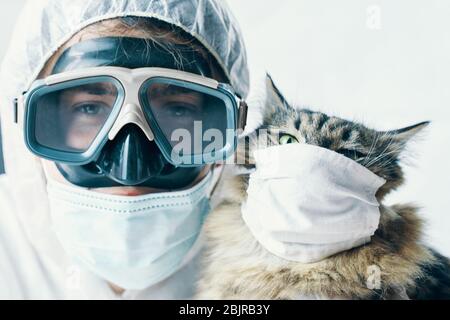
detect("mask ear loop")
[207,164,225,198]
[42,159,57,185]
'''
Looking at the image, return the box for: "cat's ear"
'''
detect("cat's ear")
[265,73,289,108]
[385,121,430,143]
[381,121,430,156]
[263,74,292,123]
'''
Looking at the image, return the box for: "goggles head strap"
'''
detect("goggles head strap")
[238,100,248,131]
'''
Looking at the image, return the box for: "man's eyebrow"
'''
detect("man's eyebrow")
[150,85,201,97]
[70,83,117,95]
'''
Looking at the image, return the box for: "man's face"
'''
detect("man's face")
[41,80,212,196]
[38,28,220,195]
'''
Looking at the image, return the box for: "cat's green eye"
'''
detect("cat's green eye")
[279,134,299,145]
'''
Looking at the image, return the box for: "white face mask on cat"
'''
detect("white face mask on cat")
[241,143,386,264]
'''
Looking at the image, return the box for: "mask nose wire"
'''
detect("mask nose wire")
[108,102,155,142]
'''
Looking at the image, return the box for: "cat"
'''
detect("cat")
[195,75,450,300]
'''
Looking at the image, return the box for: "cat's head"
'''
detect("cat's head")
[242,75,429,199]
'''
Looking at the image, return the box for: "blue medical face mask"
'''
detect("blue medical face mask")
[18,37,247,189]
[46,170,214,290]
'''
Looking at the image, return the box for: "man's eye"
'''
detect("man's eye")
[73,103,107,115]
[166,104,198,117]
[279,134,299,145]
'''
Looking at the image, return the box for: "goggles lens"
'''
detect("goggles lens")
[31,78,121,153]
[25,72,237,166]
[141,79,230,163]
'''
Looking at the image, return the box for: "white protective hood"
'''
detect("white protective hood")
[0,0,249,299]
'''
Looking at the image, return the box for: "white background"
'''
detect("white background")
[1,0,449,255]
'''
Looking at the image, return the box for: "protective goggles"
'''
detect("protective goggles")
[15,67,248,167]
